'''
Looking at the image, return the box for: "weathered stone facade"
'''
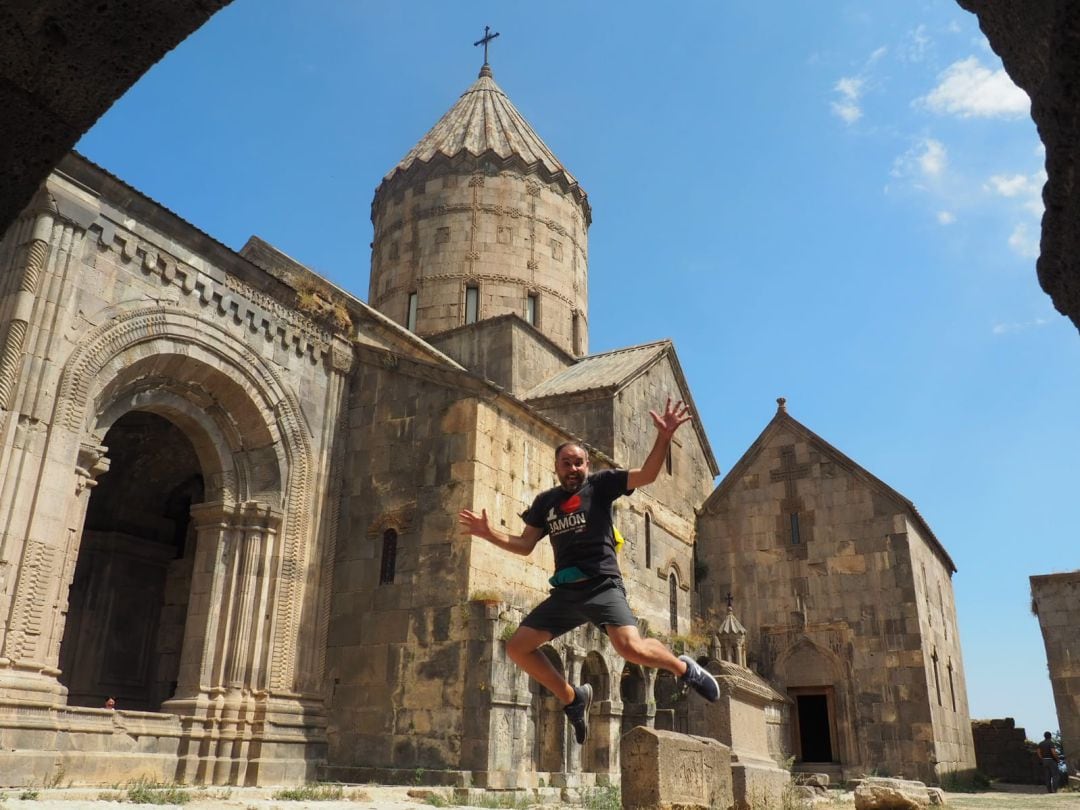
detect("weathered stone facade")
[1030,571,1080,769]
[0,63,978,789]
[971,718,1042,783]
[696,401,977,783]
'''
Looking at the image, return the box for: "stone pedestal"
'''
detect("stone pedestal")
[620,726,733,810]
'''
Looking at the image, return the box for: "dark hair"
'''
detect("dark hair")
[1045,732,1053,739]
[554,441,586,462]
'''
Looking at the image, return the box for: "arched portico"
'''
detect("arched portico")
[0,305,336,785]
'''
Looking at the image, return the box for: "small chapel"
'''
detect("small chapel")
[0,46,975,790]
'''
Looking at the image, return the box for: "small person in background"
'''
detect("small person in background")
[104,696,116,710]
[1037,731,1061,793]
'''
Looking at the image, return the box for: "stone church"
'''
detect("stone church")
[0,59,974,788]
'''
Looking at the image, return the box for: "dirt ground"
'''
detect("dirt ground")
[3,782,1079,809]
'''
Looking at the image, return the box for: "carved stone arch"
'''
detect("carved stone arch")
[54,305,315,692]
[773,635,847,686]
[93,372,247,505]
[773,635,855,769]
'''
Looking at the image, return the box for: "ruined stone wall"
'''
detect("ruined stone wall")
[370,165,589,356]
[971,718,1041,783]
[1031,570,1080,768]
[906,518,977,775]
[696,425,947,781]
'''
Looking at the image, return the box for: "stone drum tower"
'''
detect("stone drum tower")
[369,60,592,356]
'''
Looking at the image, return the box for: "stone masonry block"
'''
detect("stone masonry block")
[621,726,733,810]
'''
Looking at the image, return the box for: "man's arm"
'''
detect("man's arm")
[627,397,693,490]
[458,508,545,556]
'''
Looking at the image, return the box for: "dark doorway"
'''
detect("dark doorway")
[59,411,204,712]
[796,693,833,762]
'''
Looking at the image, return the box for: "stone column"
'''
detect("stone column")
[166,501,283,784]
[0,437,108,703]
[563,647,584,780]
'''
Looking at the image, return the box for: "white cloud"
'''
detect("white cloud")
[937,211,956,225]
[985,169,1046,215]
[903,24,931,63]
[891,138,948,185]
[831,76,864,124]
[919,139,947,177]
[869,46,888,64]
[1007,223,1040,258]
[918,56,1029,118]
[992,317,1049,335]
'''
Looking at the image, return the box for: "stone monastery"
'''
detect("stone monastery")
[0,58,976,788]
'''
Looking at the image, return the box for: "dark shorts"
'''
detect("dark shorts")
[520,575,637,638]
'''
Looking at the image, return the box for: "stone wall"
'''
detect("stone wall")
[971,718,1041,783]
[905,517,977,775]
[696,413,975,781]
[370,164,589,356]
[1031,570,1080,768]
[0,156,349,785]
[428,316,572,397]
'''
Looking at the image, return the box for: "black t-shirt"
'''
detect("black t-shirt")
[523,469,632,578]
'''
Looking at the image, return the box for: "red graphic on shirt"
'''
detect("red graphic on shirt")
[560,494,582,513]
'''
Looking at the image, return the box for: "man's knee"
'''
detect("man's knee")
[607,626,645,659]
[505,627,546,662]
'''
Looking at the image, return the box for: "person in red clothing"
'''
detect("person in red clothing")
[458,398,719,747]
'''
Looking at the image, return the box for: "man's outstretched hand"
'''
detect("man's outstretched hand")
[650,397,692,437]
[458,508,493,540]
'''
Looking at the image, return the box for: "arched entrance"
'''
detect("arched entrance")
[59,412,204,712]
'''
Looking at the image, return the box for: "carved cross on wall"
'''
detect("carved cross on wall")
[769,445,811,501]
[474,26,500,65]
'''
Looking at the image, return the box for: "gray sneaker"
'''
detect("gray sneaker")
[563,683,593,744]
[678,655,720,702]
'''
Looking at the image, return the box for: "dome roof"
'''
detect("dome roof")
[378,66,589,219]
[717,607,747,637]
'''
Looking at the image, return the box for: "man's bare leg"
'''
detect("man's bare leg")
[607,624,720,702]
[505,625,575,703]
[604,624,688,675]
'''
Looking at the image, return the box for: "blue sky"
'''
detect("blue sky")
[77,1,1078,738]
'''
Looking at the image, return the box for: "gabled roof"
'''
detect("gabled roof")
[703,400,957,573]
[376,66,590,221]
[521,341,668,400]
[522,340,719,476]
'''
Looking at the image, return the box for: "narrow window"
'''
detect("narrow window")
[406,292,418,332]
[465,285,479,324]
[939,583,947,640]
[645,513,652,570]
[790,513,801,545]
[669,573,679,633]
[526,293,538,326]
[947,660,957,711]
[665,446,673,475]
[572,311,582,355]
[379,529,398,585]
[932,650,942,706]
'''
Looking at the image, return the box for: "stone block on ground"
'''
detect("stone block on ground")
[620,726,733,810]
[853,776,931,810]
[926,787,946,806]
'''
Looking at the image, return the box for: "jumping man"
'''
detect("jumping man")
[457,398,719,745]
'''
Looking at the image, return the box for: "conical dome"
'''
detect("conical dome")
[377,66,589,221]
[369,65,591,357]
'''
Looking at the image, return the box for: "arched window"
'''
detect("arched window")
[379,529,398,585]
[644,513,652,570]
[669,572,678,633]
[947,660,957,711]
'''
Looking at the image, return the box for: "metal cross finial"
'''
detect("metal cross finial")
[474,25,500,65]
[726,592,734,611]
